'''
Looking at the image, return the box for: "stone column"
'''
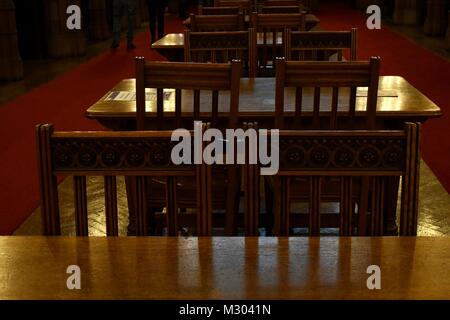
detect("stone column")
[446,11,450,49]
[424,0,447,36]
[393,0,420,25]
[44,0,86,58]
[0,0,23,81]
[88,0,110,40]
[140,0,148,22]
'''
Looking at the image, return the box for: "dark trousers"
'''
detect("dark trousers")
[112,0,137,43]
[147,0,167,41]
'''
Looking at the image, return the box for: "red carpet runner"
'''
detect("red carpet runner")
[0,4,449,234]
[0,16,184,234]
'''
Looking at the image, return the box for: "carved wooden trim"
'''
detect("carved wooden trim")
[277,132,407,173]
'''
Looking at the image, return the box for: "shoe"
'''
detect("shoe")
[127,42,136,50]
[110,42,119,49]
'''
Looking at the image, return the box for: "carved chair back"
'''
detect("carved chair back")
[189,13,245,31]
[285,28,357,61]
[36,124,212,236]
[198,6,242,15]
[215,0,253,15]
[262,0,303,6]
[184,29,257,78]
[261,5,305,14]
[243,123,421,236]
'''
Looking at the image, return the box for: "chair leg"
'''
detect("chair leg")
[225,166,239,235]
[264,176,274,236]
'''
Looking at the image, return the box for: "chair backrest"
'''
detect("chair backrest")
[199,5,241,15]
[274,56,380,129]
[184,29,257,77]
[135,58,242,129]
[189,13,245,31]
[262,0,311,11]
[243,122,421,236]
[250,12,306,33]
[250,12,305,74]
[36,123,212,236]
[215,0,253,15]
[285,28,357,61]
[261,5,305,14]
[263,0,302,6]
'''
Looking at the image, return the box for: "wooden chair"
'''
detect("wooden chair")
[285,28,358,61]
[261,5,305,14]
[36,123,212,236]
[274,56,380,129]
[259,57,381,236]
[215,0,253,15]
[188,13,245,31]
[184,29,257,77]
[250,12,305,75]
[198,6,242,15]
[242,123,421,236]
[261,0,310,11]
[135,58,242,129]
[262,0,303,6]
[134,58,243,235]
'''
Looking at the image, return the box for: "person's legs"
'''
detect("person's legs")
[178,0,188,19]
[147,0,157,41]
[111,0,124,47]
[126,0,137,47]
[157,4,165,39]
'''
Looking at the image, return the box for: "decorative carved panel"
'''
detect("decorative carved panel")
[278,135,406,172]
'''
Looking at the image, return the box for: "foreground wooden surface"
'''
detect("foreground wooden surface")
[86,76,442,120]
[1,236,449,299]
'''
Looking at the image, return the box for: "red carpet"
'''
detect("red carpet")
[315,2,450,197]
[0,15,184,234]
[0,4,449,235]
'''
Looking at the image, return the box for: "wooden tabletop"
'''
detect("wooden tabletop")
[1,236,450,299]
[85,76,442,119]
[152,32,287,49]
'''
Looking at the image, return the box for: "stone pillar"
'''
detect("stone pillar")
[135,0,142,28]
[140,0,148,22]
[0,0,23,81]
[88,0,110,40]
[424,0,447,36]
[44,0,86,58]
[393,0,420,25]
[446,11,450,49]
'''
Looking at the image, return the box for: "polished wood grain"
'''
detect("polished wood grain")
[152,31,285,49]
[85,76,442,121]
[1,236,450,299]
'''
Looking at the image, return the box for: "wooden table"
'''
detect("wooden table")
[86,76,442,129]
[85,76,442,236]
[152,29,324,62]
[152,32,289,61]
[1,236,450,299]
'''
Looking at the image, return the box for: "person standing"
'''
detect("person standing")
[146,0,167,43]
[111,0,137,49]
